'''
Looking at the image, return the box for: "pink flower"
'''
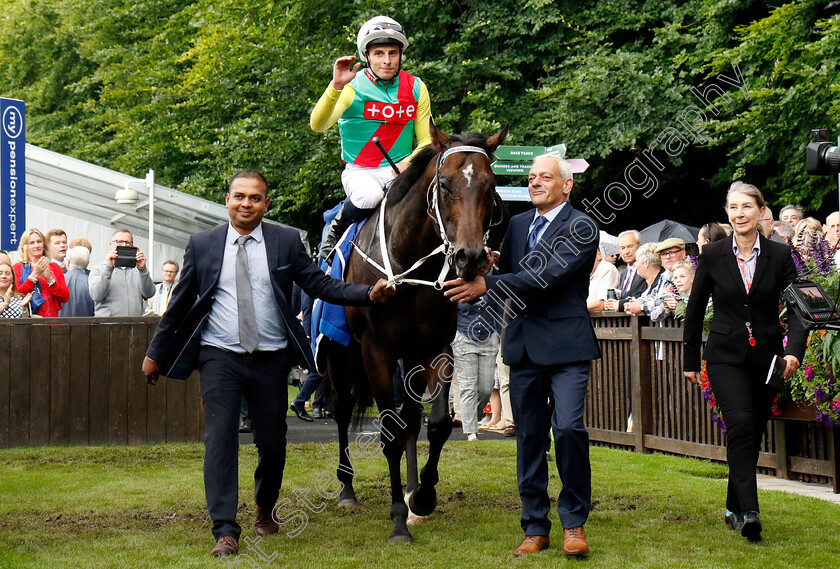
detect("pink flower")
[783,335,788,347]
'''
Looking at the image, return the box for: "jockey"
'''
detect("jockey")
[310,15,433,260]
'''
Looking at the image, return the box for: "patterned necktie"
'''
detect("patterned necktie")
[527,215,548,253]
[235,235,259,353]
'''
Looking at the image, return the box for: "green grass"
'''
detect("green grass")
[0,440,837,568]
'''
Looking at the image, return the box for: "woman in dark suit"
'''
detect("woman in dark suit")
[683,181,808,542]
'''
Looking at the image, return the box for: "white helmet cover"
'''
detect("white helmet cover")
[356,16,409,60]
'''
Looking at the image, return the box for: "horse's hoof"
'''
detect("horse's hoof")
[337,497,359,508]
[408,487,437,517]
[388,532,413,545]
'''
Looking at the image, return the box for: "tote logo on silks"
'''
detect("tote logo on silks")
[363,101,415,122]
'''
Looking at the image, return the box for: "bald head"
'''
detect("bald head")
[826,211,840,246]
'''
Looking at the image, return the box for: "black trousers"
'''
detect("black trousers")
[707,350,777,514]
[198,346,290,541]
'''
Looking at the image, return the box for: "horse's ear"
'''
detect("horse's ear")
[486,125,509,152]
[429,118,450,150]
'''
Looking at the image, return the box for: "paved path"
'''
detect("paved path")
[242,417,840,505]
[757,474,840,505]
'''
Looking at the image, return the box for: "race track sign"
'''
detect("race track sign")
[491,143,568,176]
[1,97,25,250]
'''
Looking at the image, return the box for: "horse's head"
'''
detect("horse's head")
[429,122,507,281]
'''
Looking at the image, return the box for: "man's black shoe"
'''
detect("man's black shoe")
[741,511,762,541]
[238,417,253,433]
[725,511,744,531]
[311,407,323,419]
[289,403,313,422]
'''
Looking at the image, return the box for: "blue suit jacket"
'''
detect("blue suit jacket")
[484,203,601,367]
[146,222,371,378]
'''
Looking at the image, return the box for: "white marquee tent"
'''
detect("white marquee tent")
[18,144,304,279]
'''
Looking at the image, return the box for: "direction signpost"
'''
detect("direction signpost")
[492,143,588,201]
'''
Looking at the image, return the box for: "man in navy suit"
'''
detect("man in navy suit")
[445,155,601,557]
[142,170,391,557]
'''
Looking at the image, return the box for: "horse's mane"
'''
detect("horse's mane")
[386,132,494,204]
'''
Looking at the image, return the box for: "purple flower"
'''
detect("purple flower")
[815,385,827,403]
[818,410,835,427]
[791,248,806,277]
[805,364,814,381]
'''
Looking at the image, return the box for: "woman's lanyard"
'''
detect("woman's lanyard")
[735,255,756,347]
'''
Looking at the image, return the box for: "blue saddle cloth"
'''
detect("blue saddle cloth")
[311,210,369,372]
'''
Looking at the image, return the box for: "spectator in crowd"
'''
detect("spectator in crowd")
[656,238,686,273]
[623,243,668,320]
[69,237,93,252]
[0,250,11,266]
[148,260,180,315]
[0,261,33,318]
[89,229,156,316]
[779,204,803,227]
[662,260,695,314]
[684,181,807,542]
[762,207,786,243]
[825,211,840,248]
[62,246,95,317]
[46,229,68,272]
[603,230,646,312]
[792,217,825,256]
[13,228,70,317]
[772,221,794,245]
[452,296,500,441]
[697,223,728,253]
[824,211,840,266]
[495,349,515,436]
[587,240,620,311]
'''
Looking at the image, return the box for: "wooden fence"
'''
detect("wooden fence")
[0,317,202,448]
[1,315,837,491]
[587,313,840,492]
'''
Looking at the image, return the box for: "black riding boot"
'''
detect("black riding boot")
[318,200,374,261]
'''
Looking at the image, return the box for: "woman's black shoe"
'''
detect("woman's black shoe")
[741,511,762,541]
[725,511,744,531]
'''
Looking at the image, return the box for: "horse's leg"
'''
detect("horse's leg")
[326,342,358,508]
[361,341,411,544]
[397,361,424,524]
[407,348,454,517]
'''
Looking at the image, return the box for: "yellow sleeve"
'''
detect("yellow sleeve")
[310,84,356,132]
[405,80,433,163]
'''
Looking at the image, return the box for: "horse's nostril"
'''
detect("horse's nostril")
[455,249,469,268]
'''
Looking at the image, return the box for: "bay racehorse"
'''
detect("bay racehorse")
[324,122,507,543]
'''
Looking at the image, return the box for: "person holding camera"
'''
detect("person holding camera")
[89,229,155,316]
[683,181,808,542]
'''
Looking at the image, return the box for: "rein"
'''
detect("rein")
[352,144,490,289]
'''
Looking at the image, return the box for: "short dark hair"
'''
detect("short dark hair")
[229,170,269,197]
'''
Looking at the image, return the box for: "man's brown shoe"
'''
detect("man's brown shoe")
[562,526,589,556]
[514,535,550,557]
[255,506,279,536]
[210,536,238,557]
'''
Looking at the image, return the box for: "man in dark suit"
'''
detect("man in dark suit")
[142,170,391,557]
[445,155,601,557]
[604,229,647,312]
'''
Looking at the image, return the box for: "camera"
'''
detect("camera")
[805,129,840,175]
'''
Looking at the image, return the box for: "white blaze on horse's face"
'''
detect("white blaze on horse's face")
[461,163,474,187]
